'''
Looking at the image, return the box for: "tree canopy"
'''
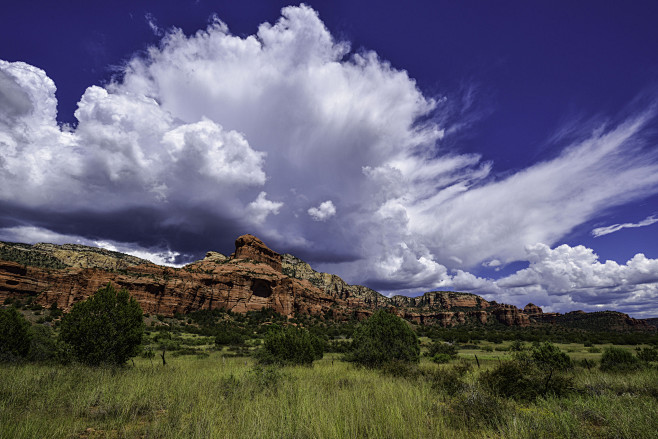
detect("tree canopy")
[0,307,31,362]
[257,325,324,366]
[348,309,419,368]
[60,283,144,366]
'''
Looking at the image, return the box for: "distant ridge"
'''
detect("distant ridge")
[0,235,653,331]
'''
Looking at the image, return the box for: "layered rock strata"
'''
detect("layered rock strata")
[0,235,652,329]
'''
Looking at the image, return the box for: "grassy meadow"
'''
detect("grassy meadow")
[2,344,658,439]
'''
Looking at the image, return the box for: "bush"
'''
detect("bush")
[27,324,59,362]
[636,346,658,362]
[256,325,323,366]
[510,340,526,351]
[600,347,641,372]
[380,359,420,378]
[480,343,574,400]
[531,341,572,372]
[427,341,458,358]
[579,358,597,369]
[347,309,419,368]
[480,361,538,400]
[215,324,246,346]
[59,283,144,366]
[426,360,471,396]
[445,384,510,430]
[431,353,454,364]
[0,307,31,361]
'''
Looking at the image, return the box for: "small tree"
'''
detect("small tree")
[0,307,31,362]
[60,283,144,366]
[481,342,573,400]
[348,309,419,368]
[636,346,658,363]
[257,325,323,366]
[600,346,641,372]
[531,342,572,394]
[427,341,458,357]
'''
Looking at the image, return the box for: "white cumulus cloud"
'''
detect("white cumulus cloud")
[308,200,336,221]
[247,192,283,225]
[490,243,658,316]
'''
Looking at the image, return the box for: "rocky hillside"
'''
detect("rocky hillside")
[0,235,652,330]
[0,241,150,270]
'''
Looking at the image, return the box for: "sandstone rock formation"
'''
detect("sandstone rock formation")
[0,236,336,318]
[0,235,653,330]
[524,303,543,315]
[233,235,282,272]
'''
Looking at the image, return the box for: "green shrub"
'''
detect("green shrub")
[426,360,471,396]
[480,361,538,400]
[600,347,641,372]
[510,340,526,351]
[256,325,323,366]
[347,309,419,368]
[27,324,59,362]
[379,359,420,378]
[215,328,245,346]
[248,364,286,395]
[59,283,144,366]
[532,341,572,372]
[0,307,31,361]
[427,340,458,358]
[444,384,510,430]
[636,346,658,362]
[431,353,453,364]
[579,358,597,369]
[480,343,574,400]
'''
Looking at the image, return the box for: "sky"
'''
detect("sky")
[1,0,658,317]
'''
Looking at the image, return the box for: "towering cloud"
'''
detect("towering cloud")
[1,5,657,315]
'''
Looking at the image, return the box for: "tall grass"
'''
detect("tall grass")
[1,353,657,438]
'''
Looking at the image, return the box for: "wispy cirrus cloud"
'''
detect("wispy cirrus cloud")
[592,215,658,237]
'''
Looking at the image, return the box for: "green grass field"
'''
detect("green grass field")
[2,347,657,439]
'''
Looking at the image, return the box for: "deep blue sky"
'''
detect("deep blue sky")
[1,0,657,315]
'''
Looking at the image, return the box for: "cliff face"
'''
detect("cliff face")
[0,236,337,318]
[0,235,652,330]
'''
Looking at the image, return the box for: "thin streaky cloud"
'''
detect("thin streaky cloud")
[592,215,658,237]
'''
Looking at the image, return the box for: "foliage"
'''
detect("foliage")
[347,309,419,368]
[636,346,658,362]
[426,340,458,358]
[509,340,526,351]
[431,353,454,364]
[481,343,574,400]
[444,383,511,430]
[532,341,573,372]
[256,325,323,366]
[379,359,420,378]
[420,324,658,347]
[247,364,287,395]
[2,343,658,438]
[0,242,68,269]
[59,283,144,366]
[579,358,597,369]
[0,307,31,361]
[214,322,246,346]
[26,324,59,363]
[426,360,471,395]
[600,346,642,372]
